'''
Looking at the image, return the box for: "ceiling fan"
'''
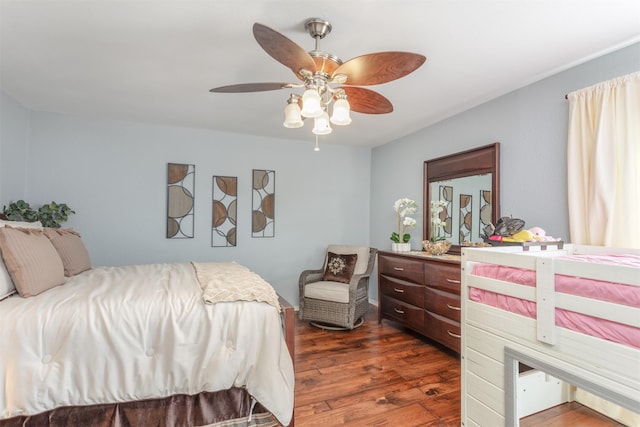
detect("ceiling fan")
[209,18,426,135]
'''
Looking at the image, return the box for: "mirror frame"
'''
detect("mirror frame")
[423,142,501,254]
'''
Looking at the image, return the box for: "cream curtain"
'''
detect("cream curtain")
[567,71,640,248]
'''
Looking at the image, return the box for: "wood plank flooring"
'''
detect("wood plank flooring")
[293,306,625,426]
[294,308,460,426]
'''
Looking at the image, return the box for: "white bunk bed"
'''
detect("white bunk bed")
[461,244,640,426]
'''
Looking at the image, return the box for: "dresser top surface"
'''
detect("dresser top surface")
[378,250,461,264]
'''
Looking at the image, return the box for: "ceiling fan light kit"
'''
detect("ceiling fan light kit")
[300,87,323,118]
[210,18,426,146]
[330,97,352,126]
[283,95,304,128]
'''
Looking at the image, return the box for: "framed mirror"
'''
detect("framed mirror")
[423,143,500,254]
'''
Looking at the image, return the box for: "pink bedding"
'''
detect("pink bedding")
[469,253,640,349]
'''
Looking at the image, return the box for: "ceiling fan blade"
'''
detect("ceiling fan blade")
[253,23,316,80]
[341,87,393,114]
[209,82,294,93]
[334,52,426,86]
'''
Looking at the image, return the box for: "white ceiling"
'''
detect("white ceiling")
[1,1,639,147]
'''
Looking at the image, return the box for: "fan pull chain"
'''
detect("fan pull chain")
[314,135,320,151]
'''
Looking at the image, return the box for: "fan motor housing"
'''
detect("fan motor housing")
[309,51,342,78]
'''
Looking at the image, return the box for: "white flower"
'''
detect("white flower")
[404,217,417,227]
[430,199,448,242]
[391,198,418,243]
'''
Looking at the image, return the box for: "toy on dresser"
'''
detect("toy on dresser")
[483,217,561,244]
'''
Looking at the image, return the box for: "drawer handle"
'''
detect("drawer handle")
[393,287,405,293]
[393,267,404,271]
[447,330,461,339]
[446,304,461,311]
[446,278,461,284]
[394,307,405,314]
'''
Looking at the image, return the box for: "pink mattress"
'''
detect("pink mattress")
[469,253,640,349]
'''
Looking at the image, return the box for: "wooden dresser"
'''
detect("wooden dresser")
[377,250,462,353]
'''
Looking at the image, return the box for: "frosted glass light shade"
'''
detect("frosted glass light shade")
[312,111,332,135]
[283,102,303,128]
[330,98,352,125]
[300,89,323,118]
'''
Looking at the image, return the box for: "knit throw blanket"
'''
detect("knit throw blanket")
[192,261,280,312]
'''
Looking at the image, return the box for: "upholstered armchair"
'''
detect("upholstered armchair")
[299,245,378,330]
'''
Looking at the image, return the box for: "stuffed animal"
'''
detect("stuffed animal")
[528,226,561,242]
[502,229,536,242]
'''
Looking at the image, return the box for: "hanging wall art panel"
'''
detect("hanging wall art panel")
[252,169,275,238]
[479,190,492,239]
[439,185,453,239]
[212,176,238,247]
[459,194,472,243]
[167,163,195,239]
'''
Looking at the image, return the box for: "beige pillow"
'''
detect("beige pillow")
[0,227,64,297]
[0,220,44,298]
[43,228,91,276]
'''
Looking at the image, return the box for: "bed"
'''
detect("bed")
[461,244,639,426]
[0,222,295,427]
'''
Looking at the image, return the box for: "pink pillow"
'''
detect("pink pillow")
[44,228,91,276]
[0,227,65,297]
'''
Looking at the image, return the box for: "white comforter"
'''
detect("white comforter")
[0,262,294,425]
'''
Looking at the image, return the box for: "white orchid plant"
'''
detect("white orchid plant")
[390,198,418,243]
[430,200,448,242]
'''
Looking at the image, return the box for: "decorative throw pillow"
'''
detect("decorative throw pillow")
[322,252,358,284]
[0,220,44,299]
[43,228,91,276]
[0,227,65,297]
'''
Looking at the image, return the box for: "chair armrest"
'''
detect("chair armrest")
[299,269,325,301]
[299,269,324,286]
[348,272,370,289]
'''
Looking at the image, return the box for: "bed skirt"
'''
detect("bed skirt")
[0,387,279,427]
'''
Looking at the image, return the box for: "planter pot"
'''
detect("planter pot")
[422,240,452,255]
[391,242,411,252]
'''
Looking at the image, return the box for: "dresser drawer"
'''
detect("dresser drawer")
[424,262,461,294]
[380,295,424,332]
[424,287,461,322]
[379,254,424,283]
[425,311,461,353]
[379,276,425,308]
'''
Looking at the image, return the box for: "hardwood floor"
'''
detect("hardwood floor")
[520,401,625,426]
[293,306,625,426]
[294,308,461,426]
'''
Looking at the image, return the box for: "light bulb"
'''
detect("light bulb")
[330,98,352,125]
[312,111,332,135]
[283,101,303,128]
[300,88,323,118]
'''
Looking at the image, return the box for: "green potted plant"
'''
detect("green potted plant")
[2,200,75,228]
[1,200,39,223]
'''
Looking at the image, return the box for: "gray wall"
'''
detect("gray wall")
[369,42,640,301]
[0,93,30,203]
[0,101,372,305]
